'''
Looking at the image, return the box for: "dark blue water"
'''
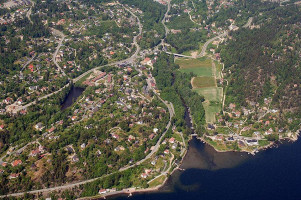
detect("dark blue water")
[61,87,84,110]
[114,137,301,200]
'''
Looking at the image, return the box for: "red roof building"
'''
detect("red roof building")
[11,159,22,167]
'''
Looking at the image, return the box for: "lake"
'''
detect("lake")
[61,87,84,110]
[114,137,301,200]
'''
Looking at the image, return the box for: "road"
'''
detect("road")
[162,1,171,37]
[26,0,35,24]
[165,31,228,58]
[20,54,36,72]
[165,17,253,58]
[52,28,67,77]
[243,17,253,28]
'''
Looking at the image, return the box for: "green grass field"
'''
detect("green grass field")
[180,67,212,76]
[194,87,223,102]
[176,57,213,76]
[176,57,212,69]
[194,87,223,123]
[192,76,216,88]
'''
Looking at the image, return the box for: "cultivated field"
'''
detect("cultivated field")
[176,58,212,76]
[176,57,223,123]
[192,76,216,88]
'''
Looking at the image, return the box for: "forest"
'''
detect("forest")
[219,4,301,129]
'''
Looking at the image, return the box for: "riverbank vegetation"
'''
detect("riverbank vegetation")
[152,53,206,136]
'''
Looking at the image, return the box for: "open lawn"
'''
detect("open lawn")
[148,175,166,188]
[192,76,216,88]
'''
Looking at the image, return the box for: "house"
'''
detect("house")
[48,127,55,133]
[81,143,86,149]
[17,98,23,105]
[153,128,159,133]
[149,133,155,140]
[71,116,77,121]
[72,155,79,162]
[172,143,178,149]
[0,124,4,130]
[4,97,12,104]
[9,173,19,179]
[35,122,44,131]
[141,173,148,178]
[169,137,175,144]
[128,135,135,142]
[28,64,34,72]
[30,149,40,157]
[164,149,170,154]
[111,133,120,140]
[11,159,22,167]
[246,139,258,146]
[99,189,107,194]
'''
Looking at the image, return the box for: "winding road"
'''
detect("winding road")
[6,4,143,114]
[165,17,253,58]
[52,28,67,77]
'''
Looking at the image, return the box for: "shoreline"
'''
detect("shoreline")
[82,148,189,200]
[79,131,300,199]
[196,130,300,155]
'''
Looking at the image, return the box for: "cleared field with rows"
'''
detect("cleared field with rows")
[176,57,223,123]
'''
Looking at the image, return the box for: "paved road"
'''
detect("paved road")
[165,17,253,58]
[243,17,253,28]
[162,1,171,37]
[26,0,34,24]
[52,29,67,77]
[20,54,36,72]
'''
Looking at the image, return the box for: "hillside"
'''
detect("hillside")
[220,4,301,127]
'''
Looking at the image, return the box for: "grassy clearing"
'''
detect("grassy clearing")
[180,67,212,76]
[194,87,223,102]
[176,57,212,76]
[194,87,223,123]
[149,175,166,188]
[176,57,211,69]
[192,76,216,88]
